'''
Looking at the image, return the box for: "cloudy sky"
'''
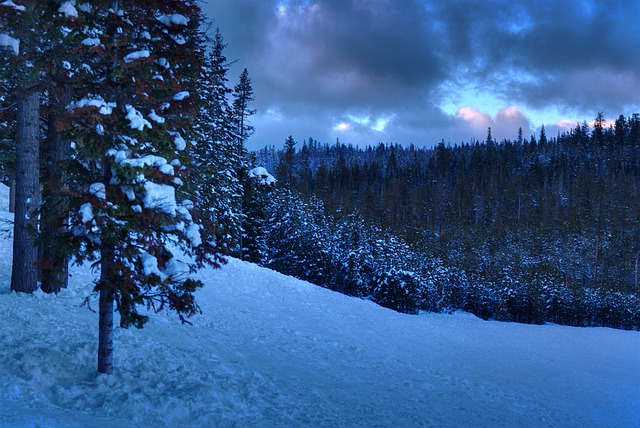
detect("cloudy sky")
[204,0,640,149]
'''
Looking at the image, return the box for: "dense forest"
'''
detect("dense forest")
[248,114,640,329]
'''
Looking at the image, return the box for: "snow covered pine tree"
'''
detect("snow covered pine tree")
[187,28,242,255]
[59,1,222,374]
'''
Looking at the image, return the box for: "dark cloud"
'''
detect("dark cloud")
[204,0,640,149]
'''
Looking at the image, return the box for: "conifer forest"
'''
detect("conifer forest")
[252,118,640,330]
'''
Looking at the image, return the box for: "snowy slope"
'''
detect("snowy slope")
[0,183,639,427]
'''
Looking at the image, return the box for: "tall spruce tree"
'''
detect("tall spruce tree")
[231,67,255,159]
[230,67,255,258]
[59,0,218,374]
[188,28,241,253]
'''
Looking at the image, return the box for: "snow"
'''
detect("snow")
[89,182,106,199]
[173,91,190,101]
[184,223,201,247]
[0,182,638,427]
[120,154,168,169]
[142,182,176,216]
[248,166,277,185]
[78,202,94,223]
[170,34,187,45]
[0,1,25,12]
[148,110,165,124]
[155,58,170,69]
[77,2,91,13]
[124,105,151,131]
[157,13,189,27]
[172,132,186,151]
[0,33,19,55]
[123,50,150,63]
[57,1,78,18]
[67,97,115,115]
[140,252,163,278]
[81,37,101,46]
[159,164,174,175]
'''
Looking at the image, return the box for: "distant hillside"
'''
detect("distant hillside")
[252,114,640,329]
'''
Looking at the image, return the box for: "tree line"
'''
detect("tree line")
[250,114,640,329]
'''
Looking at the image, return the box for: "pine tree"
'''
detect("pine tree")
[230,67,255,258]
[59,0,218,374]
[187,28,241,254]
[231,67,255,159]
[242,166,276,263]
[275,135,296,188]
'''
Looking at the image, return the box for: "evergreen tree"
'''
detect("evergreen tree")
[275,135,296,188]
[230,67,255,258]
[231,67,255,160]
[60,0,218,373]
[242,166,276,263]
[187,28,241,253]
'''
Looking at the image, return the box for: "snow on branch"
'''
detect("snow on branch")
[124,50,150,63]
[67,97,116,115]
[143,182,177,216]
[0,1,25,11]
[0,33,19,55]
[89,182,106,199]
[58,1,78,18]
[125,105,152,131]
[249,167,277,185]
[173,91,190,101]
[156,13,189,27]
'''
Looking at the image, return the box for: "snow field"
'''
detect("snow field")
[0,184,639,427]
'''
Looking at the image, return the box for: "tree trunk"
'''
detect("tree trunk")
[11,87,40,293]
[635,251,638,293]
[593,235,599,285]
[97,286,114,374]
[9,175,15,213]
[41,87,71,293]
[97,252,115,374]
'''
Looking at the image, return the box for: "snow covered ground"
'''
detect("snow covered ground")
[0,183,639,427]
